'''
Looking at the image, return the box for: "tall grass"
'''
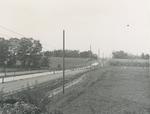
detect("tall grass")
[109,59,149,67]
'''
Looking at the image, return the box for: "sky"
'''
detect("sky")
[0,0,150,57]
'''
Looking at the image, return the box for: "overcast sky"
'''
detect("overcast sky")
[0,0,150,56]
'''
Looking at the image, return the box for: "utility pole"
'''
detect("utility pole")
[90,45,92,59]
[2,61,7,83]
[63,30,65,94]
[148,55,150,77]
[102,52,104,59]
[98,49,100,59]
[2,65,5,83]
[14,54,17,79]
[98,49,100,65]
[90,45,92,68]
[102,52,104,67]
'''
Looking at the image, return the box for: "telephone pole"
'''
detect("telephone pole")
[98,49,100,59]
[90,45,92,59]
[2,61,7,83]
[148,55,150,77]
[102,52,104,67]
[63,30,65,94]
[90,45,92,65]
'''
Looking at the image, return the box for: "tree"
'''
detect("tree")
[17,38,32,68]
[40,56,50,68]
[0,38,9,66]
[65,50,80,57]
[80,51,91,58]
[141,53,150,59]
[8,38,20,67]
[29,40,42,68]
[17,38,42,68]
[43,51,52,57]
[112,51,128,59]
[53,50,63,57]
[42,50,97,59]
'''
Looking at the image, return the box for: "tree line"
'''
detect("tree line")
[0,37,97,69]
[112,50,150,59]
[43,50,97,58]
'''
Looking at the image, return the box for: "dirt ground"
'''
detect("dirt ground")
[47,66,150,114]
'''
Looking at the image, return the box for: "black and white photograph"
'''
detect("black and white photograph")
[0,0,150,113]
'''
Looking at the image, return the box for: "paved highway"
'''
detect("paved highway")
[0,62,99,93]
[0,68,88,93]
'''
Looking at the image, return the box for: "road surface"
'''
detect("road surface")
[0,69,48,77]
[0,68,88,93]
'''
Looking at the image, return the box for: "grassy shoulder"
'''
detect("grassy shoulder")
[108,58,149,67]
[46,66,150,114]
[46,66,107,113]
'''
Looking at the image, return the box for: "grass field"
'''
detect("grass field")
[1,63,150,113]
[45,66,150,114]
[49,57,94,70]
[109,58,149,67]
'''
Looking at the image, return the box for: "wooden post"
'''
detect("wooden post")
[63,30,65,94]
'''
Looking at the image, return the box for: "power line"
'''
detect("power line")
[0,25,67,53]
[0,25,25,37]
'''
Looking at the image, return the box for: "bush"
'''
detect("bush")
[57,64,62,70]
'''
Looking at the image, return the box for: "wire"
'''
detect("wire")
[0,25,25,37]
[0,25,62,52]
